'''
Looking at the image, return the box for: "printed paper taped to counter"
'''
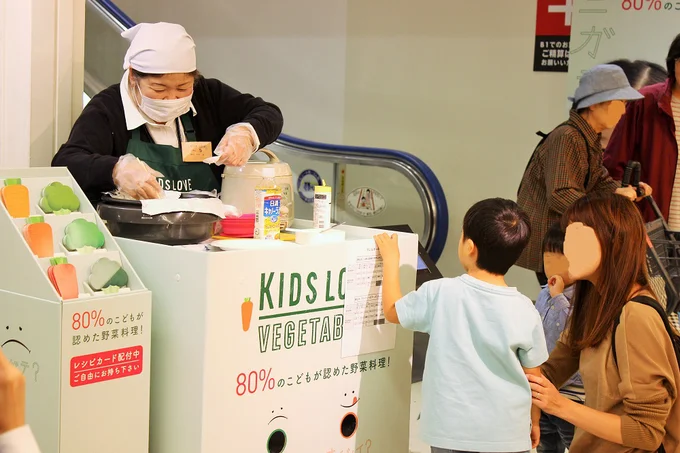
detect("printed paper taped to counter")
[341,239,397,358]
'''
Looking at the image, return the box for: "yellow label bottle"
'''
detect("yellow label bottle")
[254,167,282,240]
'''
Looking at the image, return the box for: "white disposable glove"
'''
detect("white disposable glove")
[112,154,164,200]
[205,124,259,167]
[223,204,242,218]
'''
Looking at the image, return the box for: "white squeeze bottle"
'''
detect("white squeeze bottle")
[254,167,282,240]
[313,180,332,229]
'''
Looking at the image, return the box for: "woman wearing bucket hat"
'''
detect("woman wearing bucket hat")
[517,64,652,285]
[52,22,283,203]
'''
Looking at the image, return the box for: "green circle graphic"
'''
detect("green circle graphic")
[266,429,287,453]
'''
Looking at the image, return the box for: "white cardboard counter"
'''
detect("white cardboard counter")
[117,221,417,453]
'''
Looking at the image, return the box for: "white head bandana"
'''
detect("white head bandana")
[122,22,196,74]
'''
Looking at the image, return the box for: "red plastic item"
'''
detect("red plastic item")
[218,214,255,238]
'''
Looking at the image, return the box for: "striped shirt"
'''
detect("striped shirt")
[668,97,680,230]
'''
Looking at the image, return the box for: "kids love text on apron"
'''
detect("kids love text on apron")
[126,113,220,193]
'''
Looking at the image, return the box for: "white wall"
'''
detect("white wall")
[0,0,85,168]
[91,0,571,296]
[341,0,567,293]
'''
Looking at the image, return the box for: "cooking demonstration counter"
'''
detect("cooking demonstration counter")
[117,221,418,453]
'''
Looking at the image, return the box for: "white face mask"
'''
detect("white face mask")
[135,84,192,124]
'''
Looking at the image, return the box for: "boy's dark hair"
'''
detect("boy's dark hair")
[462,198,531,275]
[542,222,565,254]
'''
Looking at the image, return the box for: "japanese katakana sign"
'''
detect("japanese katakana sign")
[534,0,611,72]
[566,0,678,104]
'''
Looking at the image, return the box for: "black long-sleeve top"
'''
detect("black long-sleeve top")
[52,76,284,202]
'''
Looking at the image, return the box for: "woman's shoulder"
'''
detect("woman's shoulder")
[540,123,585,153]
[191,76,239,108]
[193,76,232,95]
[86,84,124,114]
[632,81,668,111]
[638,80,668,98]
[621,297,666,331]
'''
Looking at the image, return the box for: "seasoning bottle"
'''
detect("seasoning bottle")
[313,180,332,229]
[253,167,282,240]
[1,178,30,218]
[23,215,54,258]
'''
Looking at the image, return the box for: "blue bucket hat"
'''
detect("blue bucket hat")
[569,64,644,109]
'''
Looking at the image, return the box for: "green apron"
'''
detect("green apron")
[126,113,219,193]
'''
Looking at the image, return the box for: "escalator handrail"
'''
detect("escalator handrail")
[86,0,450,262]
[276,134,449,261]
[95,0,135,29]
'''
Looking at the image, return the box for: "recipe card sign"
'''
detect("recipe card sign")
[341,240,397,358]
[60,292,151,453]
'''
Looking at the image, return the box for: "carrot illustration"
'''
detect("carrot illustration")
[241,297,254,332]
[23,216,54,258]
[1,178,30,218]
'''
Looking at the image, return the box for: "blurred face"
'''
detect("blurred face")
[543,251,573,286]
[564,222,602,282]
[588,100,627,131]
[130,72,194,100]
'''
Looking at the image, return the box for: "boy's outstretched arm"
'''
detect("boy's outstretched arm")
[524,366,542,449]
[374,233,403,324]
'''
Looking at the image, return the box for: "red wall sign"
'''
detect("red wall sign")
[534,0,573,72]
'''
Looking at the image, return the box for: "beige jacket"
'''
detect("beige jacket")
[542,302,680,452]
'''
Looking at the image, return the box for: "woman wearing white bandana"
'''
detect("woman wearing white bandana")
[52,22,283,201]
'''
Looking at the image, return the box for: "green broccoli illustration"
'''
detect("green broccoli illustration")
[62,218,105,251]
[39,182,80,214]
[88,258,128,291]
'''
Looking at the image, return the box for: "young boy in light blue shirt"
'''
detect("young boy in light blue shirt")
[374,198,548,453]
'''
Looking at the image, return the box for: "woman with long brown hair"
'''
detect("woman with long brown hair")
[528,192,680,452]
